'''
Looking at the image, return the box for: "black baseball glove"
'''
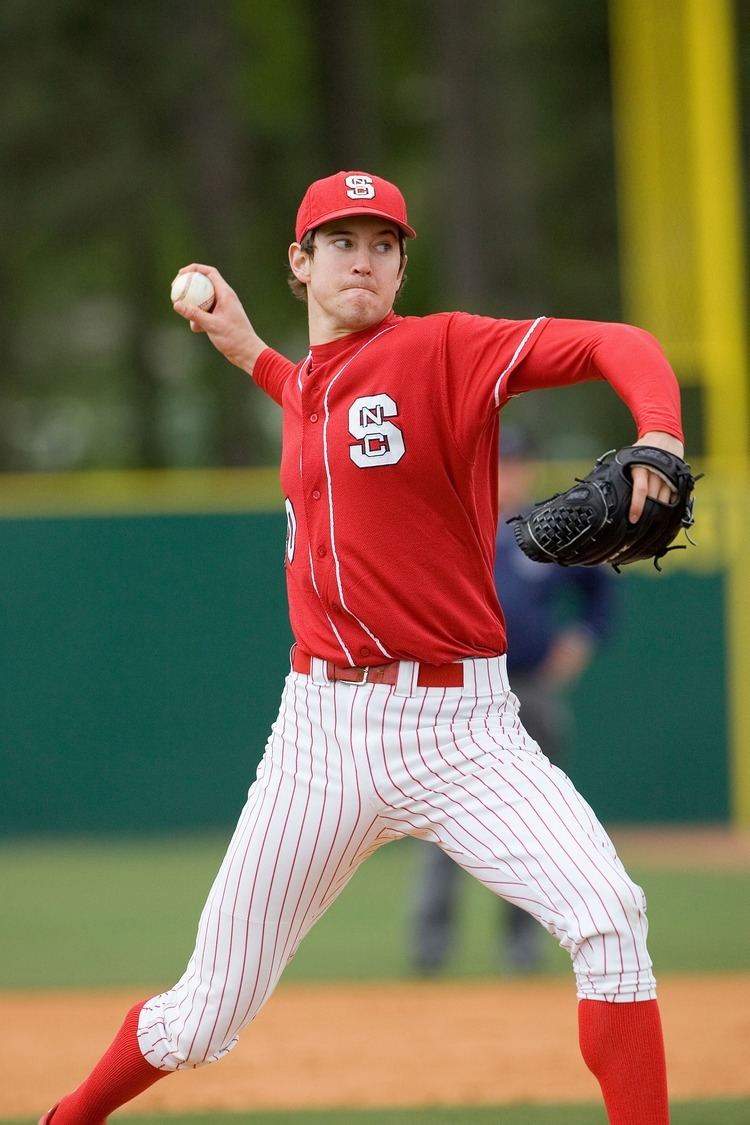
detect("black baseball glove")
[507,445,700,571]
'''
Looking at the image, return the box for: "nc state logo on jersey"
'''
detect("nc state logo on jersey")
[348,394,405,467]
[345,174,376,200]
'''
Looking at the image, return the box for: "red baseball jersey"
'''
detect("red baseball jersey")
[253,311,683,666]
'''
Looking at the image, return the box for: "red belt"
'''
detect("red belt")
[292,647,464,688]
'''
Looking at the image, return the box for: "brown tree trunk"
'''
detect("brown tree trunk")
[310,0,382,171]
[433,0,491,308]
[432,0,544,314]
[176,3,267,466]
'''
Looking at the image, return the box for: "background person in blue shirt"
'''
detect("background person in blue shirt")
[409,426,615,973]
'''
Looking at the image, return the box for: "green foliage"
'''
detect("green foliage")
[0,0,661,471]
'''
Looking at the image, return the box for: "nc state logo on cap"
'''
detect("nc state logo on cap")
[345,174,376,200]
[295,170,417,242]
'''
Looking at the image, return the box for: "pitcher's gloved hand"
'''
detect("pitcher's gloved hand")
[507,446,700,571]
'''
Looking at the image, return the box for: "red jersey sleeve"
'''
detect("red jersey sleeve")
[503,318,684,441]
[442,313,683,453]
[442,312,549,455]
[252,347,296,406]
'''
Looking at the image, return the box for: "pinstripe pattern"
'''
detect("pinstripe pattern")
[137,655,655,1071]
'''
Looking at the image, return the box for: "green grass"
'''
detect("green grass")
[3,1101,749,1125]
[2,833,749,989]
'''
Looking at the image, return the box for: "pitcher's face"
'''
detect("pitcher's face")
[289,216,406,341]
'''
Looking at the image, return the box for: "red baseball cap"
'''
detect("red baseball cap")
[295,170,416,242]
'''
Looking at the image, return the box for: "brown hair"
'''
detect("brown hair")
[287,229,408,303]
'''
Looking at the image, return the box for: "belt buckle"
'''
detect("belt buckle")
[358,665,370,684]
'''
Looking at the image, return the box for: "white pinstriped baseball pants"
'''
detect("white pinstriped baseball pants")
[137,655,656,1071]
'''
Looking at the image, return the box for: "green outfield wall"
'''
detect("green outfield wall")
[1,503,728,837]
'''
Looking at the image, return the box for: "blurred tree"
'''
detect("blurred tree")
[433,0,492,308]
[431,0,549,314]
[1,0,741,472]
[169,3,266,465]
[310,0,382,170]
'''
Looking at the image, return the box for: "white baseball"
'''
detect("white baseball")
[170,271,216,311]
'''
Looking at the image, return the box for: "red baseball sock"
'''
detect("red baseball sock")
[47,1000,169,1124]
[578,998,669,1124]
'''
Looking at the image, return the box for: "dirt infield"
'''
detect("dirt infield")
[6,973,749,1117]
[608,825,750,870]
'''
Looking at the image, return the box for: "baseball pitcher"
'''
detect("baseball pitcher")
[41,171,696,1125]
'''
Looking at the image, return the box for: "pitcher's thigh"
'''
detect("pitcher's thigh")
[431,741,655,1001]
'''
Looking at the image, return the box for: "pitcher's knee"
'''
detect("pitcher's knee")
[137,990,248,1070]
[560,880,656,1001]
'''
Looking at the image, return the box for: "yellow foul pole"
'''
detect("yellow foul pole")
[684,0,749,467]
[683,0,750,826]
[610,0,750,824]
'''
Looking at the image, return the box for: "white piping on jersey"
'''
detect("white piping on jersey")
[297,352,312,393]
[320,323,398,663]
[297,350,353,657]
[307,545,354,664]
[492,316,546,409]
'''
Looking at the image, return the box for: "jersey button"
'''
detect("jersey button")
[312,489,321,501]
[309,413,319,423]
[317,545,327,558]
[359,646,371,658]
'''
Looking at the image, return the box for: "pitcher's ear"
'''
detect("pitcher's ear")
[289,242,312,282]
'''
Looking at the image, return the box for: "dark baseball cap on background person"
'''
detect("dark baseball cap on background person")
[295,171,417,242]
